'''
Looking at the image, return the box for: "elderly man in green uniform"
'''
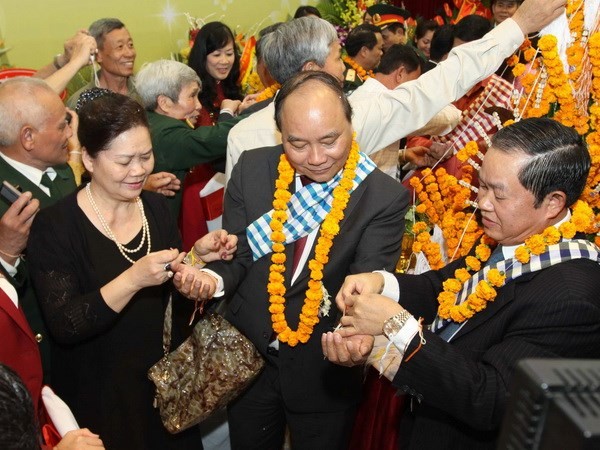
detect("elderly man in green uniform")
[342,24,384,94]
[67,18,139,109]
[0,77,77,380]
[366,4,411,51]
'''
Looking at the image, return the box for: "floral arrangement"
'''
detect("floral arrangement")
[434,0,492,25]
[318,0,377,30]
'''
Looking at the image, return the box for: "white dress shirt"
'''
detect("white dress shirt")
[225,18,524,181]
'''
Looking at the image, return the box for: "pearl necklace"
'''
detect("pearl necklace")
[85,182,151,264]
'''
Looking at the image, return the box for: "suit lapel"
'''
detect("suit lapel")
[0,289,37,345]
[0,158,75,209]
[450,271,537,341]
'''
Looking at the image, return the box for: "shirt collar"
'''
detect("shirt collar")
[501,210,572,259]
[0,152,57,188]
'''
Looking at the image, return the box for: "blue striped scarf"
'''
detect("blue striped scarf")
[246,152,376,261]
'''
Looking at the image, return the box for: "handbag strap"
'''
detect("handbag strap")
[161,294,209,358]
[162,293,173,358]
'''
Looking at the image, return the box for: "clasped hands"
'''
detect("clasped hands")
[169,230,237,300]
[321,272,406,367]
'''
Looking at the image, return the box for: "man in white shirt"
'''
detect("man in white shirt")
[225,0,564,182]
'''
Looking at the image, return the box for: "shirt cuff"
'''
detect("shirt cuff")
[201,268,224,297]
[375,269,400,301]
[0,255,20,277]
[388,316,420,358]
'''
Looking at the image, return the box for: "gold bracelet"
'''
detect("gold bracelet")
[0,248,24,259]
[183,247,206,268]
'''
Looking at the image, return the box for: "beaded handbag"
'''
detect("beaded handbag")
[148,295,264,433]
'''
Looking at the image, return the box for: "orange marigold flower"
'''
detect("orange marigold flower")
[417,232,431,243]
[475,244,491,261]
[514,246,530,263]
[458,302,475,319]
[442,278,462,293]
[512,63,526,77]
[475,280,497,301]
[524,234,546,255]
[487,268,506,287]
[415,203,427,214]
[450,308,466,323]
[558,221,577,239]
[465,256,481,272]
[412,221,428,234]
[542,226,561,245]
[454,268,471,283]
[269,304,284,314]
[438,291,456,305]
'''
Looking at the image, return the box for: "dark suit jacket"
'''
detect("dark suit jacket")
[0,156,76,381]
[0,288,43,416]
[391,255,600,449]
[207,146,409,413]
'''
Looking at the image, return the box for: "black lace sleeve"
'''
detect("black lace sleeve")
[27,199,119,345]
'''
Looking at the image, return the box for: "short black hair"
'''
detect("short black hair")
[491,118,590,208]
[429,24,454,62]
[415,19,439,40]
[274,71,352,131]
[78,89,149,158]
[345,24,382,57]
[377,44,421,75]
[0,364,39,450]
[294,5,321,18]
[454,15,492,43]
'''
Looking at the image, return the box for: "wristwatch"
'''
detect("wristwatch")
[383,309,412,339]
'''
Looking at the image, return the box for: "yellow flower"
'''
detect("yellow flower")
[558,221,577,239]
[454,268,471,283]
[442,278,462,293]
[542,226,561,245]
[487,269,506,287]
[412,221,428,234]
[438,291,456,305]
[475,280,497,301]
[514,246,530,264]
[524,234,546,255]
[465,256,481,272]
[475,244,491,261]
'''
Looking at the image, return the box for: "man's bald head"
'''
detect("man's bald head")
[0,78,60,148]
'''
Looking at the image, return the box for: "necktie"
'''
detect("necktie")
[40,172,58,198]
[487,245,504,266]
[291,176,313,272]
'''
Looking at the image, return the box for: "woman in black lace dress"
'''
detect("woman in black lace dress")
[27,90,234,450]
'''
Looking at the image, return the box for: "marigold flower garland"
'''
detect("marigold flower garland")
[255,82,281,102]
[343,55,374,81]
[437,201,593,323]
[409,166,482,268]
[267,140,359,347]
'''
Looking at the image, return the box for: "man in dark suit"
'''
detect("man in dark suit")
[324,118,600,448]
[175,71,409,449]
[0,77,77,380]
